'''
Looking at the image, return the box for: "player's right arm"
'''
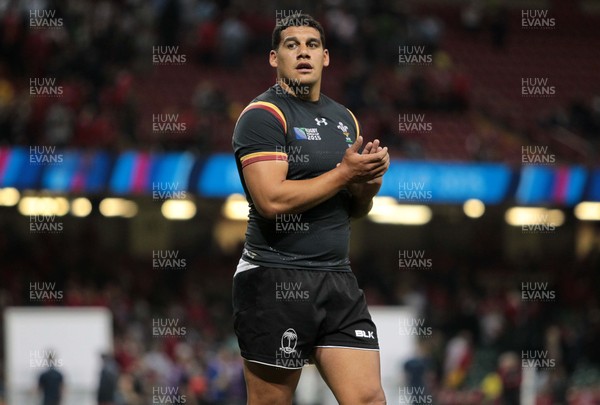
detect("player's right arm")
[233,105,388,219]
[242,137,388,219]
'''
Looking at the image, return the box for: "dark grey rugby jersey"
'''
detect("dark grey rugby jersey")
[232,84,361,271]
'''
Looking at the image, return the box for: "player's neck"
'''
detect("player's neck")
[278,80,320,102]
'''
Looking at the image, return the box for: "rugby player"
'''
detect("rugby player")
[232,14,389,405]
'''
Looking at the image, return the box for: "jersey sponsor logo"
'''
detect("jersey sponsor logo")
[315,117,328,126]
[294,127,322,141]
[280,328,298,354]
[355,329,375,339]
[337,122,353,144]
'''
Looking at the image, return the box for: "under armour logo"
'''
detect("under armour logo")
[315,118,328,126]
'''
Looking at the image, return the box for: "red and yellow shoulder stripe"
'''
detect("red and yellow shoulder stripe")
[236,101,288,134]
[240,151,288,168]
[237,101,289,168]
[346,108,361,138]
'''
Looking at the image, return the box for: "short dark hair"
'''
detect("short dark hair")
[272,14,326,50]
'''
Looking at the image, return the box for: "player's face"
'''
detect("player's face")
[270,26,329,87]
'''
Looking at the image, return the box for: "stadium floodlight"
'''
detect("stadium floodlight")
[161,199,197,220]
[70,197,93,217]
[463,199,485,218]
[574,202,600,221]
[504,207,565,226]
[18,195,69,216]
[99,198,138,218]
[0,187,20,206]
[222,193,250,220]
[368,197,432,225]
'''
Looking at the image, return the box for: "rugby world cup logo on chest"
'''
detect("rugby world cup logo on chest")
[294,126,321,141]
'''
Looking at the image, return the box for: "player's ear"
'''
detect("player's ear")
[323,49,330,67]
[269,50,278,68]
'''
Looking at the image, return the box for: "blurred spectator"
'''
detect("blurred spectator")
[192,81,228,117]
[546,366,568,405]
[497,352,521,405]
[480,371,502,404]
[325,6,358,57]
[404,339,436,400]
[157,0,182,46]
[43,101,73,146]
[444,331,473,389]
[418,16,443,51]
[489,4,508,49]
[217,11,249,68]
[204,347,244,404]
[196,18,219,65]
[97,353,119,405]
[342,60,369,112]
[38,353,64,405]
[461,1,483,33]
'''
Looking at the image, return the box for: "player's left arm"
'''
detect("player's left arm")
[344,109,387,218]
[348,139,385,218]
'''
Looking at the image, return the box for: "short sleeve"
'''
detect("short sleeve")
[232,101,288,168]
[346,108,361,139]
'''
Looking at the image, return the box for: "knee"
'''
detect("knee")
[247,391,293,405]
[356,386,386,405]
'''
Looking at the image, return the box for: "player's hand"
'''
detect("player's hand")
[346,138,388,199]
[337,136,389,184]
[362,139,381,155]
[360,138,387,185]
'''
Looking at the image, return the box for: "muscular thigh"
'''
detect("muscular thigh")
[313,347,386,405]
[243,360,302,405]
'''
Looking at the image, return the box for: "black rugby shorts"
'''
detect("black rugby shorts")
[232,266,379,369]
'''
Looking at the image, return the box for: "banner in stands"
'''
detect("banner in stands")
[1,147,599,205]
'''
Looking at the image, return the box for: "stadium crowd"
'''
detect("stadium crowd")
[5,0,587,159]
[0,219,599,404]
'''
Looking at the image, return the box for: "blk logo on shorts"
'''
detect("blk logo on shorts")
[355,330,375,339]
